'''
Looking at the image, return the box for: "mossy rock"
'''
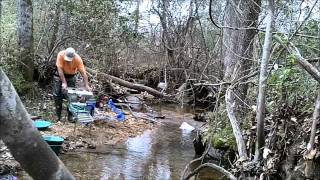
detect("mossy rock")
[212,128,236,150]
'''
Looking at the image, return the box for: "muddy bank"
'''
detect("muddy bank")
[43,113,155,152]
[0,108,156,178]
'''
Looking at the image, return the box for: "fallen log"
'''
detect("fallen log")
[86,68,166,98]
[132,112,162,124]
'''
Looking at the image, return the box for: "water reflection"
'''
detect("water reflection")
[59,109,205,179]
[95,123,196,179]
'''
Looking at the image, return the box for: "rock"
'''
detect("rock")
[193,134,206,156]
[88,144,96,149]
[125,96,142,111]
[193,113,206,122]
[179,122,195,131]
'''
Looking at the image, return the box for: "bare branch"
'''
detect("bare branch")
[274,36,320,83]
[289,0,319,40]
[225,87,248,159]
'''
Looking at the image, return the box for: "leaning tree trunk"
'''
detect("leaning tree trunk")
[17,0,34,82]
[254,0,274,161]
[0,68,75,180]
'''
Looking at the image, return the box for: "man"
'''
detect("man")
[53,47,91,121]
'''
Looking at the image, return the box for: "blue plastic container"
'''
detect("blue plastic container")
[116,112,125,121]
[42,135,64,155]
[33,120,52,130]
[108,99,125,121]
[0,175,17,180]
[86,100,96,116]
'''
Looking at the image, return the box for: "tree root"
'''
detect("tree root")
[183,163,237,180]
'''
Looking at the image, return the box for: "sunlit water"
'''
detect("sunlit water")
[19,106,223,179]
[60,107,204,179]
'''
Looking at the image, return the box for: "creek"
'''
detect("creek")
[20,105,224,179]
[62,105,203,179]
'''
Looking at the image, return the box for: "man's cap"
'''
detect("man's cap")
[64,47,76,61]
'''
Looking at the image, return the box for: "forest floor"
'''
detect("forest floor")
[0,89,157,178]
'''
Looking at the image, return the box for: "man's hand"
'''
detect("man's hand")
[85,85,92,91]
[62,82,67,90]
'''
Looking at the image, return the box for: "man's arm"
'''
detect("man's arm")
[56,52,68,89]
[57,67,67,89]
[76,55,91,91]
[80,70,90,90]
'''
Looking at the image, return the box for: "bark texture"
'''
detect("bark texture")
[222,0,260,85]
[0,68,75,180]
[0,0,2,58]
[225,88,247,159]
[308,90,320,151]
[48,2,61,54]
[222,0,261,160]
[17,0,34,81]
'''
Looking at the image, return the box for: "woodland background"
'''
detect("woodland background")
[1,0,320,179]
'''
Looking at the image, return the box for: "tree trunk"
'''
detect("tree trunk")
[0,68,75,180]
[48,2,61,54]
[134,0,140,34]
[307,90,320,151]
[222,0,261,96]
[222,0,261,160]
[0,0,2,22]
[254,0,274,161]
[159,0,174,64]
[17,0,34,82]
[0,0,2,60]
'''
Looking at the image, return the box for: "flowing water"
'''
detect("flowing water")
[20,105,223,179]
[61,106,205,179]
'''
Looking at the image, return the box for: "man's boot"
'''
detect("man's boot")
[54,99,63,121]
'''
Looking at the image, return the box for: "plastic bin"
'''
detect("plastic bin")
[108,99,125,121]
[86,100,96,116]
[42,135,64,155]
[33,120,52,131]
